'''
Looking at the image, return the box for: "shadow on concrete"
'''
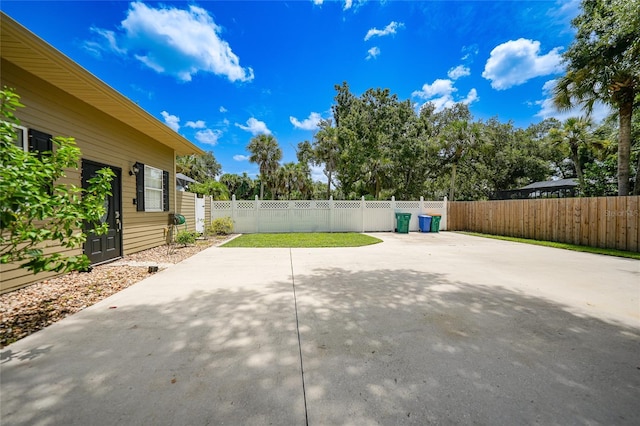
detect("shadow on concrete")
[1,266,639,425]
[1,281,305,426]
[292,267,640,425]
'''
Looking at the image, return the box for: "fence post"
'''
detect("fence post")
[289,199,293,233]
[255,195,259,233]
[329,196,334,233]
[420,196,424,214]
[391,196,396,231]
[361,196,366,233]
[443,196,448,231]
[231,194,237,232]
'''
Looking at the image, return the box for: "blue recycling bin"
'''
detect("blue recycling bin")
[418,215,432,232]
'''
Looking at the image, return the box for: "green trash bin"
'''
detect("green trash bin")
[395,212,411,234]
[430,214,442,233]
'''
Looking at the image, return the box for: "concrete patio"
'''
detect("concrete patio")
[1,232,639,425]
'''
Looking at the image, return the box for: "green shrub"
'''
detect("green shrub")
[208,217,234,235]
[175,230,197,246]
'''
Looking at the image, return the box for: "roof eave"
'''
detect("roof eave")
[0,12,203,157]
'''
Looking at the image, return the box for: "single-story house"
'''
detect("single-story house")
[0,13,204,293]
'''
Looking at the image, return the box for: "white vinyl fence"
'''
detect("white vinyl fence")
[210,196,447,233]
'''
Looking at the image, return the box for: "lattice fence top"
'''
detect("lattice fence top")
[214,199,445,212]
[260,201,290,209]
[365,201,392,209]
[237,201,255,209]
[212,201,231,209]
[396,201,420,209]
[334,201,362,209]
[424,201,445,209]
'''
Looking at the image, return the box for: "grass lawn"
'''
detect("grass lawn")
[221,233,383,248]
[459,232,640,260]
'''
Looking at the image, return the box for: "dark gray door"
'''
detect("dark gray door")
[82,160,122,264]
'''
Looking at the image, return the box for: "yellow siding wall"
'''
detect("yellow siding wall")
[176,192,197,233]
[1,59,177,293]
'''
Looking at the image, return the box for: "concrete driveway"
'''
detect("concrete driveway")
[1,232,639,425]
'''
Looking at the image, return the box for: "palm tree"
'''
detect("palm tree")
[275,163,311,200]
[553,0,639,195]
[548,117,593,190]
[313,119,340,199]
[247,135,282,200]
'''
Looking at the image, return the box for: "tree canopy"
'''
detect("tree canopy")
[221,80,631,201]
[176,151,221,183]
[554,0,639,195]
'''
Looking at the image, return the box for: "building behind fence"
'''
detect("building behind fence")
[448,196,640,252]
[205,196,447,233]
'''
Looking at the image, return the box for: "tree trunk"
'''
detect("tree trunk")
[449,163,457,202]
[259,181,264,200]
[571,151,585,194]
[327,170,332,199]
[618,100,632,196]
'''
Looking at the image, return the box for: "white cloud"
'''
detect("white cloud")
[482,38,563,90]
[219,106,228,113]
[462,88,479,105]
[412,79,455,99]
[364,21,404,41]
[412,79,479,112]
[233,154,250,161]
[185,120,206,129]
[290,112,322,130]
[92,2,253,83]
[447,65,470,80]
[366,46,381,60]
[161,111,180,131]
[235,117,272,135]
[195,129,222,145]
[344,0,353,10]
[313,0,324,5]
[534,79,610,122]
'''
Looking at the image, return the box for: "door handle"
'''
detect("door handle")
[116,218,122,232]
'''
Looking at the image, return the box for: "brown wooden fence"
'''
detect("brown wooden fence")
[448,196,640,252]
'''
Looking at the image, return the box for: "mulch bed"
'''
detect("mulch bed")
[0,236,231,348]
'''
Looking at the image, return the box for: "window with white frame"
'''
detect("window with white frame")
[134,162,169,212]
[12,125,28,151]
[144,165,164,212]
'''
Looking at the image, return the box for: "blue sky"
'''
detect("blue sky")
[3,0,605,180]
